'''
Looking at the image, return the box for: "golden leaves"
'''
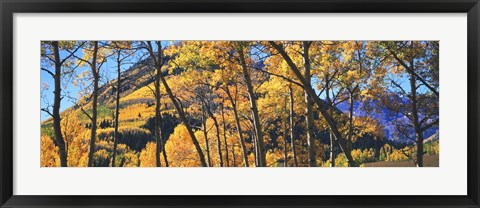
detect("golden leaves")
[165,124,203,167]
[139,142,157,167]
[41,135,60,167]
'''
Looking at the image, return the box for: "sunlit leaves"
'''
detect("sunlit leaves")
[139,142,157,167]
[41,135,60,167]
[165,124,203,167]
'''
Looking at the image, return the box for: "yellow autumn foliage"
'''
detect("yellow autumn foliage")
[165,124,205,167]
[139,142,157,167]
[41,135,60,167]
[118,103,155,122]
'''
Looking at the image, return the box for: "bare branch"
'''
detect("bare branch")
[386,47,439,97]
[420,119,439,132]
[60,42,86,65]
[251,66,304,89]
[79,106,93,121]
[41,68,55,78]
[41,108,54,117]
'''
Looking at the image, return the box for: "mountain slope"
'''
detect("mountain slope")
[336,99,439,143]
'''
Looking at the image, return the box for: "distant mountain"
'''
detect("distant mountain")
[424,132,439,143]
[336,97,439,143]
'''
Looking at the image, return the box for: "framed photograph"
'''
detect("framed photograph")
[1,0,479,207]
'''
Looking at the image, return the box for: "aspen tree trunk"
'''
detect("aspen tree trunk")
[409,60,423,167]
[269,41,357,167]
[238,46,266,167]
[87,41,99,167]
[221,103,230,167]
[146,41,207,167]
[225,88,249,167]
[326,82,335,167]
[302,41,317,167]
[416,130,424,167]
[154,63,163,167]
[206,107,223,167]
[347,90,354,151]
[111,52,122,167]
[52,41,68,167]
[160,115,169,167]
[64,132,69,158]
[231,145,236,167]
[329,132,335,167]
[203,101,223,167]
[201,104,211,167]
[162,138,169,167]
[283,97,288,167]
[283,125,288,167]
[252,127,258,167]
[289,86,298,167]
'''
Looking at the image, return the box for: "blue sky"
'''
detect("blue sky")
[41,46,135,121]
[40,41,172,121]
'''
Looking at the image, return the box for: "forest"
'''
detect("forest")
[40,41,439,167]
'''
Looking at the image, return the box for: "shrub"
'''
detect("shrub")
[93,149,110,167]
[164,124,204,167]
[424,141,439,155]
[322,160,331,167]
[334,153,348,167]
[139,142,157,167]
[41,135,60,167]
[351,148,376,164]
[266,149,283,167]
[387,149,409,161]
[122,152,139,167]
[67,133,90,167]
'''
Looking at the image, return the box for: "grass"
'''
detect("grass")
[362,154,439,167]
[76,105,114,121]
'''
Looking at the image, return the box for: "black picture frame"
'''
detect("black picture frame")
[1,0,479,207]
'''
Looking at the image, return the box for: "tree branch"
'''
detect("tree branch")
[79,106,93,121]
[41,108,53,117]
[387,47,439,97]
[41,68,55,78]
[61,42,86,65]
[420,119,439,132]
